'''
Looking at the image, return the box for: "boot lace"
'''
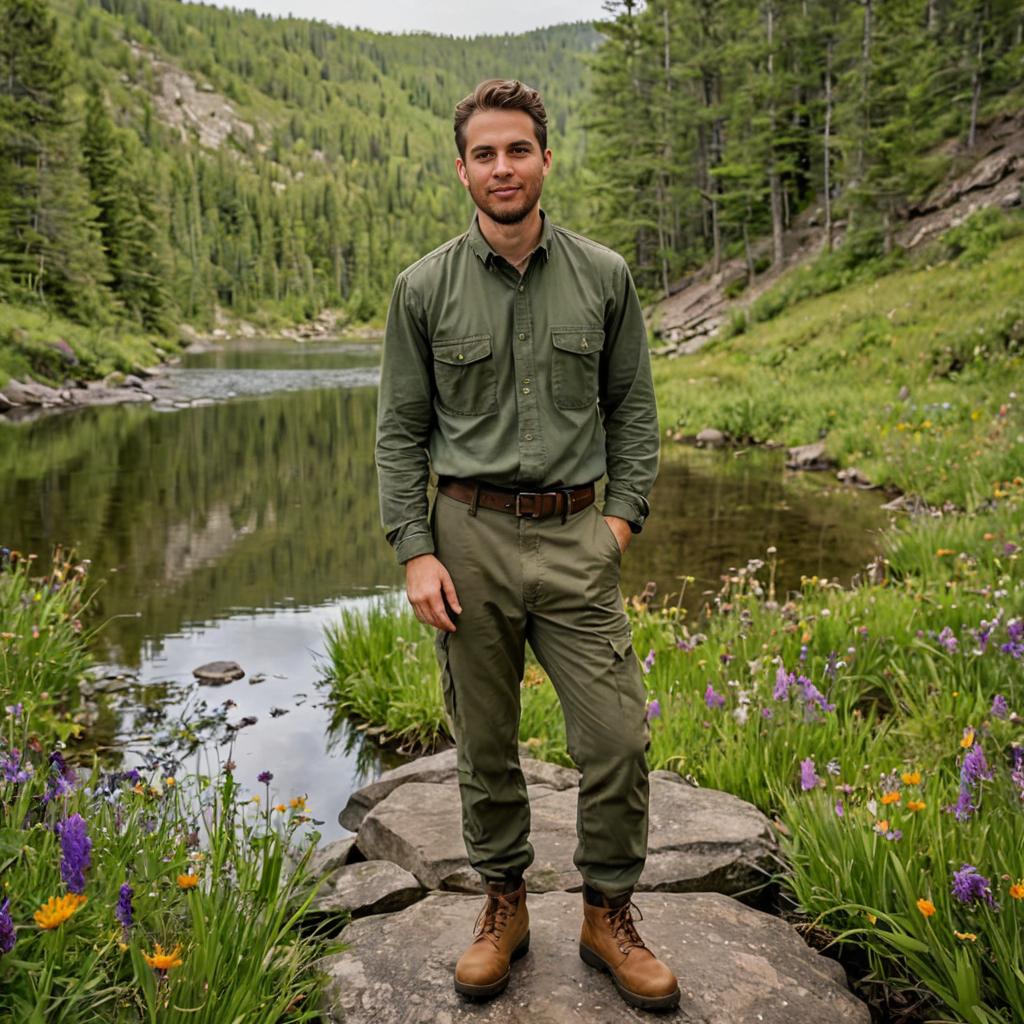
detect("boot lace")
[606,899,647,954]
[473,891,516,947]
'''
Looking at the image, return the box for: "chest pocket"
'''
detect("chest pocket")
[551,326,605,410]
[432,334,498,416]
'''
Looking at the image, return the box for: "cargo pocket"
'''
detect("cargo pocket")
[551,326,604,410]
[432,334,497,416]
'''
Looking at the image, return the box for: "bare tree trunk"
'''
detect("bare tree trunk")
[967,3,986,149]
[926,0,938,32]
[824,32,834,252]
[767,1,785,269]
[743,218,754,285]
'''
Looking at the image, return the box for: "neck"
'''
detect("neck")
[476,206,543,265]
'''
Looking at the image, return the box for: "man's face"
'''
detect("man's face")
[456,109,552,226]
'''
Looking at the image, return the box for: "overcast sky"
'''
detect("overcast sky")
[207,0,607,37]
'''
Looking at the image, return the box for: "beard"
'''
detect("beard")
[468,176,543,225]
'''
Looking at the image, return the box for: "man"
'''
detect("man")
[375,79,677,1012]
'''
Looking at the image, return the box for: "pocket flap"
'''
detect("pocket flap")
[433,334,492,366]
[552,327,605,355]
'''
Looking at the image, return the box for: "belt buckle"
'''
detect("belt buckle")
[515,491,540,518]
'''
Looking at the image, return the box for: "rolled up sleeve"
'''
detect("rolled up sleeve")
[375,274,436,564]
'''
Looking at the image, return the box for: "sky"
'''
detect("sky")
[207,0,607,37]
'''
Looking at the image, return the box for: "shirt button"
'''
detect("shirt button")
[456,353,464,360]
[524,433,534,441]
[518,285,525,292]
[518,333,525,341]
[522,387,530,395]
[522,378,531,385]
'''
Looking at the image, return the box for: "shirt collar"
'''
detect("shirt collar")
[467,209,553,268]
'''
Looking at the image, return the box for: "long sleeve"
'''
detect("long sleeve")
[375,274,436,564]
[599,259,660,531]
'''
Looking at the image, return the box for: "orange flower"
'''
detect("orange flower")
[953,930,977,941]
[144,943,183,972]
[906,800,927,812]
[881,790,901,805]
[274,803,287,813]
[866,912,877,925]
[916,898,936,918]
[1009,881,1024,900]
[289,795,307,811]
[960,728,975,749]
[935,548,956,557]
[34,893,87,930]
[901,770,921,786]
[177,873,199,890]
[875,820,890,833]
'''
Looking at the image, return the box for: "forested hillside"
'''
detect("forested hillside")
[0,0,598,336]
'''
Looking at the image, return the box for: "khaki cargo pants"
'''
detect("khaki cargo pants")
[432,490,650,894]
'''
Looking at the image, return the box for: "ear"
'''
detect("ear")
[541,148,552,178]
[455,156,469,190]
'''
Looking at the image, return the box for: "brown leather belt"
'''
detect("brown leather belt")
[438,476,596,521]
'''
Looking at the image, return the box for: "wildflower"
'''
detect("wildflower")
[257,771,273,784]
[960,728,975,749]
[57,814,91,894]
[641,649,655,674]
[177,873,199,890]
[961,745,994,787]
[866,912,877,925]
[289,796,307,811]
[874,819,889,834]
[164,776,175,788]
[1008,881,1024,900]
[826,759,841,776]
[834,800,844,818]
[917,898,936,917]
[645,699,661,722]
[1005,542,1019,556]
[951,864,998,909]
[1,748,32,784]
[936,626,958,653]
[906,800,926,812]
[799,757,820,791]
[704,684,725,709]
[143,943,183,973]
[948,784,976,822]
[901,770,921,786]
[0,897,15,956]
[954,930,978,941]
[773,666,793,701]
[45,750,77,802]
[799,676,836,715]
[4,703,22,718]
[115,883,133,935]
[760,707,773,720]
[991,694,1009,719]
[34,893,87,929]
[880,790,901,806]
[1001,619,1024,658]
[274,803,287,813]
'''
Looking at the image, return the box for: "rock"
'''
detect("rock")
[311,860,424,919]
[786,440,835,470]
[339,748,578,832]
[320,891,870,1024]
[355,776,776,897]
[123,374,145,389]
[192,660,245,684]
[836,467,874,488]
[695,426,727,448]
[307,837,357,878]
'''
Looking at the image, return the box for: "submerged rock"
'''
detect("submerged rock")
[320,890,870,1024]
[192,660,245,684]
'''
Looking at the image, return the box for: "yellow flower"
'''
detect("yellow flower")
[143,943,183,972]
[165,776,176,788]
[935,548,956,557]
[1009,881,1024,900]
[289,795,307,811]
[916,898,936,918]
[954,930,977,941]
[866,912,877,925]
[906,800,926,812]
[34,893,88,929]
[961,728,975,749]
[177,873,199,890]
[901,770,921,786]
[250,795,261,804]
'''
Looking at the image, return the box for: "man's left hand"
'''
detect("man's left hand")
[603,515,633,555]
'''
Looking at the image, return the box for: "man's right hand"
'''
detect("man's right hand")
[405,554,462,632]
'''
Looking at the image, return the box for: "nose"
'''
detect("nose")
[492,152,514,177]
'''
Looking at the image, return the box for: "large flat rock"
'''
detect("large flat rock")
[355,776,776,896]
[310,860,424,918]
[339,747,578,832]
[320,891,869,1024]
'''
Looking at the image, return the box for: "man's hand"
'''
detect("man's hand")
[603,515,633,555]
[405,554,462,632]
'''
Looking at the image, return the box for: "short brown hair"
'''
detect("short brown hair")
[453,79,548,160]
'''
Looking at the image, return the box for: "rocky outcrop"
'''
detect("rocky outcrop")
[320,891,870,1024]
[310,860,423,919]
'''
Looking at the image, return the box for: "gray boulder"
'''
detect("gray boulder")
[311,860,424,919]
[320,891,870,1024]
[192,660,245,684]
[355,776,776,897]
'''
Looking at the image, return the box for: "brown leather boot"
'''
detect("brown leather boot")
[453,879,530,1000]
[579,887,680,1011]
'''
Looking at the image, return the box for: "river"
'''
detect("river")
[0,338,891,839]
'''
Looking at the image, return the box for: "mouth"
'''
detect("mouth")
[490,186,520,198]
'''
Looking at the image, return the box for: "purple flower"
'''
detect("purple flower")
[798,643,808,663]
[760,707,773,720]
[773,666,793,701]
[719,651,734,665]
[974,616,998,653]
[641,649,655,674]
[1011,747,1024,802]
[1005,541,1019,556]
[257,771,273,785]
[4,703,22,718]
[823,651,840,680]
[961,745,994,787]
[800,676,836,715]
[645,699,661,722]
[991,694,1009,719]
[45,750,77,803]
[950,864,998,909]
[1,748,32,784]
[800,757,820,791]
[834,800,844,818]
[883,828,903,841]
[57,814,91,894]
[937,626,958,653]
[115,883,134,934]
[1000,619,1024,658]
[704,684,725,709]
[948,783,977,822]
[0,897,14,956]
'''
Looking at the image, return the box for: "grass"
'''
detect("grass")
[654,209,1024,510]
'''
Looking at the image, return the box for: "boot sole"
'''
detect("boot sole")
[454,931,530,1001]
[579,942,681,1012]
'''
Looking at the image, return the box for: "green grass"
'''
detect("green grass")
[654,210,1024,510]
[0,304,180,389]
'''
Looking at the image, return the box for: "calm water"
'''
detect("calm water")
[0,339,891,838]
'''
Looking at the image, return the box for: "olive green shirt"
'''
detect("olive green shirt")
[376,211,660,564]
